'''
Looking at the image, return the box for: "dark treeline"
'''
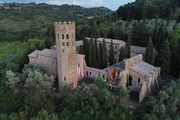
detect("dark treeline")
[115,0,180,21]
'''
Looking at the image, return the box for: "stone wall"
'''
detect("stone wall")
[29,55,57,76]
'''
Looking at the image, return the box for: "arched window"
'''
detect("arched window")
[57,34,59,39]
[66,34,69,39]
[62,34,64,39]
[138,78,141,83]
[128,75,133,86]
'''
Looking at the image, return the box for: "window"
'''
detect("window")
[64,77,66,81]
[62,49,65,53]
[78,64,80,67]
[67,42,70,46]
[62,34,64,39]
[115,46,117,49]
[138,78,141,83]
[90,72,91,75]
[102,75,105,78]
[62,42,65,46]
[57,34,59,39]
[128,75,133,86]
[86,71,88,76]
[66,34,69,39]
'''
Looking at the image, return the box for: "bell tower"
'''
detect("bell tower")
[54,21,77,90]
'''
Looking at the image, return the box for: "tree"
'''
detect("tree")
[6,64,54,93]
[152,17,159,47]
[83,38,89,63]
[109,40,115,65]
[88,38,93,67]
[31,110,59,120]
[155,39,171,75]
[145,38,155,65]
[125,33,131,58]
[119,47,126,62]
[156,22,169,52]
[98,42,103,68]
[93,38,98,68]
[102,39,108,68]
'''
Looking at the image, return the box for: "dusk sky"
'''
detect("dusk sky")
[0,0,135,10]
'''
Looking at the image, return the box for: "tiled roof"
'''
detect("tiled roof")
[28,50,40,58]
[130,46,146,54]
[38,49,57,58]
[130,61,158,77]
[28,49,57,58]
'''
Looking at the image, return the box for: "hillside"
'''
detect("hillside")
[0,3,112,41]
[115,0,180,21]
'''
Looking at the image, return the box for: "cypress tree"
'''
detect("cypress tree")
[94,38,98,68]
[145,38,155,65]
[92,39,98,68]
[156,39,171,75]
[125,33,131,58]
[156,22,169,52]
[88,38,93,67]
[102,39,108,68]
[98,43,103,68]
[170,39,180,77]
[152,17,159,48]
[109,40,115,65]
[119,47,126,62]
[83,38,88,62]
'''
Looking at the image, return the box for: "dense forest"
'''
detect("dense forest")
[0,0,179,119]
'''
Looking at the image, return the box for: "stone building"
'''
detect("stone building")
[28,21,160,102]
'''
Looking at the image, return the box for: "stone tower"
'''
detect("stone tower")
[54,21,78,90]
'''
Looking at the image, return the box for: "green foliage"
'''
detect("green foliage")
[31,110,59,120]
[136,79,180,120]
[119,47,126,62]
[116,0,179,20]
[156,39,171,75]
[109,40,115,65]
[83,38,108,69]
[145,38,155,65]
[6,64,54,93]
[0,3,111,41]
[55,80,132,120]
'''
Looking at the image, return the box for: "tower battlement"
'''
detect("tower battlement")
[54,21,75,29]
[54,21,75,35]
[54,21,75,26]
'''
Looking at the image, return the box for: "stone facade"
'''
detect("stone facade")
[54,21,85,89]
[28,21,160,102]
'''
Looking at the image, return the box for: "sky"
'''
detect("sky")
[0,0,135,11]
